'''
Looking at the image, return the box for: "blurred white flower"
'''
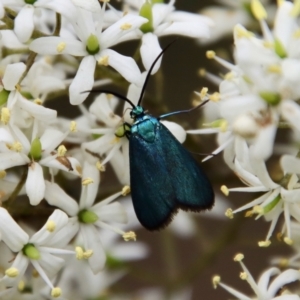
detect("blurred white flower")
[44,160,131,274]
[189,0,300,162]
[213,253,300,300]
[106,0,212,73]
[223,149,300,245]
[199,0,275,43]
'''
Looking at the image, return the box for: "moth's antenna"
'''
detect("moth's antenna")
[137,39,177,107]
[82,89,136,108]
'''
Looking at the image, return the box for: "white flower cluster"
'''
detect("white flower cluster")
[192,0,300,298]
[0,0,211,298]
[190,0,300,247]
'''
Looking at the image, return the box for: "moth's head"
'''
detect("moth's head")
[130,106,144,120]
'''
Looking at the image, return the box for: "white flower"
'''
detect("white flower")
[29,3,147,104]
[107,0,212,73]
[189,1,300,162]
[213,253,300,300]
[223,149,300,245]
[44,160,131,274]
[0,0,74,43]
[199,0,275,43]
[0,208,74,297]
[0,123,81,205]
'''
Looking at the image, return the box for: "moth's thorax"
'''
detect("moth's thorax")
[131,114,160,143]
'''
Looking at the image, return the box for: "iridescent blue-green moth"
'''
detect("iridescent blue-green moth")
[91,42,214,230]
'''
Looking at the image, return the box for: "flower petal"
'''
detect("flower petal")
[281,155,300,174]
[3,63,26,91]
[94,202,128,224]
[267,269,300,298]
[1,253,28,287]
[281,99,300,132]
[44,181,79,216]
[14,5,34,43]
[101,14,147,48]
[17,97,57,122]
[157,20,210,39]
[140,33,162,74]
[30,209,69,245]
[69,55,96,105]
[79,161,100,209]
[99,49,141,84]
[0,152,29,170]
[30,37,86,56]
[80,224,106,274]
[26,162,46,205]
[0,208,28,251]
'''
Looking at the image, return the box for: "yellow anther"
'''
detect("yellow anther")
[123,231,136,241]
[46,220,56,232]
[75,246,84,260]
[198,68,206,77]
[225,208,234,219]
[11,141,23,152]
[83,250,93,259]
[120,23,132,30]
[1,107,10,124]
[212,275,220,289]
[70,121,77,132]
[0,170,6,179]
[245,210,254,217]
[209,92,221,102]
[57,145,67,156]
[5,268,19,277]
[258,240,271,247]
[253,205,264,215]
[51,287,62,298]
[82,177,94,186]
[206,50,216,59]
[284,237,293,245]
[96,161,106,172]
[122,185,131,196]
[267,64,282,73]
[251,0,267,20]
[56,42,66,53]
[221,185,229,196]
[278,258,289,268]
[98,55,109,66]
[240,272,248,280]
[18,280,25,291]
[234,253,244,262]
[34,98,42,105]
[200,87,208,100]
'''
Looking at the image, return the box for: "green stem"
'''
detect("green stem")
[5,167,28,207]
[18,51,37,85]
[53,13,61,36]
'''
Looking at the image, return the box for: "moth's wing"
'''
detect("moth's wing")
[159,124,214,211]
[129,131,177,231]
